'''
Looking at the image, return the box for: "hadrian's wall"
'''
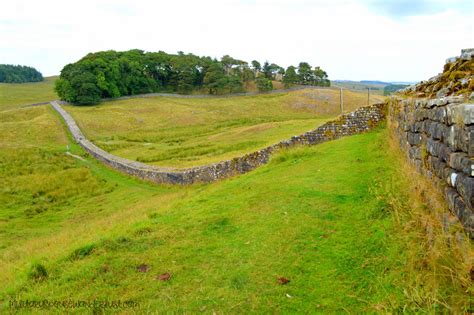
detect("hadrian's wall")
[51,101,385,185]
[388,49,474,237]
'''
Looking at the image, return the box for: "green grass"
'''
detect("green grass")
[66,88,385,168]
[3,102,469,313]
[0,76,58,111]
[1,87,469,313]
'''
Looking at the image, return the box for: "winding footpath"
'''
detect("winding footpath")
[51,100,385,185]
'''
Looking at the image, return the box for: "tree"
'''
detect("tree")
[0,64,43,83]
[242,67,255,82]
[251,60,261,73]
[313,66,330,86]
[55,49,332,105]
[221,55,240,74]
[262,61,272,79]
[298,62,315,85]
[227,74,244,93]
[283,66,298,87]
[54,78,75,102]
[203,63,227,94]
[256,76,273,92]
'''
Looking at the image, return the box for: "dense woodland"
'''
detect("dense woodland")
[0,64,43,83]
[55,50,330,105]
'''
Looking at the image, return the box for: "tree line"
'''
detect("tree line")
[0,64,43,83]
[55,50,330,105]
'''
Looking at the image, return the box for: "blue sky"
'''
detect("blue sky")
[0,0,472,82]
[365,0,472,17]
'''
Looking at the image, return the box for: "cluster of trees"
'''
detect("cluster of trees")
[0,64,43,83]
[383,84,409,95]
[55,49,330,105]
[282,62,330,88]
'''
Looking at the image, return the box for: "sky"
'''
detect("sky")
[1,0,473,82]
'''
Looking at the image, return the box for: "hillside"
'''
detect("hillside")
[331,80,386,95]
[0,76,57,111]
[66,88,385,168]
[1,74,471,312]
[2,99,463,312]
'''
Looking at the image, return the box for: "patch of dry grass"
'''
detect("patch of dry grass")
[379,125,473,312]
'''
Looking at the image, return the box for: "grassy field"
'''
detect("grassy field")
[1,84,470,313]
[1,101,470,313]
[67,88,385,168]
[0,76,58,111]
[331,81,387,96]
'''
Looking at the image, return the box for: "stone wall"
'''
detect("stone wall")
[51,101,385,185]
[388,49,473,237]
[388,96,473,236]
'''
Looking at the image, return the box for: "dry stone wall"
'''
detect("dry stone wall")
[388,95,473,236]
[51,101,385,185]
[389,49,473,237]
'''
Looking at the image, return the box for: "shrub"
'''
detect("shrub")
[256,77,273,92]
[27,262,48,281]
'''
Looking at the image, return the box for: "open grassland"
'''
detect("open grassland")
[67,88,385,168]
[331,81,387,95]
[0,76,58,111]
[1,104,470,313]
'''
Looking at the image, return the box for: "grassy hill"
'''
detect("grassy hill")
[66,88,385,168]
[0,85,469,312]
[331,80,387,95]
[0,76,58,111]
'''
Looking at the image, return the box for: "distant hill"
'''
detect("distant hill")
[383,84,409,95]
[332,80,416,96]
[360,80,390,85]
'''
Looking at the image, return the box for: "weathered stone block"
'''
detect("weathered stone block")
[415,99,427,109]
[427,99,438,108]
[446,125,469,152]
[408,146,422,160]
[427,138,443,157]
[443,167,456,183]
[435,97,449,107]
[421,120,429,134]
[446,103,474,126]
[455,174,474,208]
[445,95,465,104]
[438,143,452,163]
[448,152,474,176]
[428,155,441,173]
[407,132,422,146]
[445,187,473,236]
[414,109,427,121]
[428,122,445,140]
[433,106,447,124]
[411,121,423,133]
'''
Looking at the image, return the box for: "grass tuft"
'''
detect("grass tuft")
[27,262,48,282]
[69,244,95,261]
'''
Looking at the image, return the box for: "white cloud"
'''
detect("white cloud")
[1,0,472,81]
